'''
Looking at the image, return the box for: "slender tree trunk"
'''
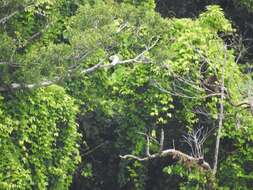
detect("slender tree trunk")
[212,45,227,175]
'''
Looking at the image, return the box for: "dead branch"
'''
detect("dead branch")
[120,149,211,171]
[120,127,212,172]
[212,45,227,175]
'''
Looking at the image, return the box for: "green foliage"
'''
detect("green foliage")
[0,0,84,85]
[64,2,251,189]
[119,0,155,9]
[163,164,215,190]
[0,86,80,190]
[81,163,93,178]
[1,0,253,189]
[218,109,253,189]
[236,0,253,10]
[64,2,252,189]
[199,5,233,32]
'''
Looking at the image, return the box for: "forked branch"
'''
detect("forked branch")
[120,149,211,171]
[120,128,211,171]
[0,37,159,91]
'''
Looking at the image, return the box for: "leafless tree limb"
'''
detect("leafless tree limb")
[82,141,108,156]
[120,149,211,171]
[137,132,159,145]
[146,135,151,156]
[159,128,164,153]
[182,126,215,160]
[0,10,18,24]
[120,127,212,171]
[212,45,227,175]
[151,79,222,99]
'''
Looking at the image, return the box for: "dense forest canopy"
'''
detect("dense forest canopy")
[0,0,253,189]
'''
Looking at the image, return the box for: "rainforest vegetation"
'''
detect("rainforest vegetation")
[1,0,253,189]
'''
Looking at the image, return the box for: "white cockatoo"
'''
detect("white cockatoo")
[109,54,120,65]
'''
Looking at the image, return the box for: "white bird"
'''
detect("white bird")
[109,55,120,65]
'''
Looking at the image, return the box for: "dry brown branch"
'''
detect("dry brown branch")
[120,149,211,171]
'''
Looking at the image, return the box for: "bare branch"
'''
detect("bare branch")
[82,141,108,156]
[159,128,164,153]
[182,127,209,159]
[151,79,222,99]
[212,45,227,175]
[0,77,61,91]
[0,37,160,91]
[137,132,159,145]
[120,149,211,171]
[0,11,18,24]
[146,135,151,157]
[121,126,212,172]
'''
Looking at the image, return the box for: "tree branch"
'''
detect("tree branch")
[0,11,18,24]
[159,128,164,153]
[152,79,222,99]
[0,77,61,91]
[0,3,34,24]
[120,149,211,171]
[212,45,227,175]
[120,126,212,172]
[0,37,159,91]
